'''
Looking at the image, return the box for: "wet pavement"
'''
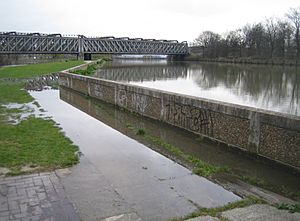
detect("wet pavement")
[58,87,300,198]
[30,89,240,221]
[0,172,79,221]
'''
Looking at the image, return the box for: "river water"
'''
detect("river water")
[94,60,300,116]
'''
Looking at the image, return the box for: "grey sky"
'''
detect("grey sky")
[1,0,299,42]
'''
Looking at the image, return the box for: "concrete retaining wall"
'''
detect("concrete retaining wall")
[59,72,300,169]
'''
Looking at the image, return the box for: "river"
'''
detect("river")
[94,60,300,116]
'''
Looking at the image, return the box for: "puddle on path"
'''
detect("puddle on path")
[0,101,47,124]
[29,88,240,221]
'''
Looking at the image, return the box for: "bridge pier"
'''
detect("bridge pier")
[77,53,84,60]
[84,53,92,60]
[77,53,92,61]
[167,55,186,61]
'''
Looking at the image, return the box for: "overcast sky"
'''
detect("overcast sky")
[1,0,299,42]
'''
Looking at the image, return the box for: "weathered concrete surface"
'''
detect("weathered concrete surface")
[186,216,220,221]
[30,90,240,221]
[219,177,296,205]
[221,204,300,221]
[101,213,142,221]
[59,72,300,169]
[0,172,79,221]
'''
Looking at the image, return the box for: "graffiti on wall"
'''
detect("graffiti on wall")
[132,93,148,113]
[94,84,103,98]
[117,89,127,107]
[165,103,214,136]
[59,77,69,87]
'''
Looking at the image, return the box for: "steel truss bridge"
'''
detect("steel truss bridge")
[0,32,188,56]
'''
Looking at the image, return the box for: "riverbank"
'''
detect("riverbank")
[0,60,84,175]
[0,59,299,220]
[56,86,300,220]
[184,54,300,66]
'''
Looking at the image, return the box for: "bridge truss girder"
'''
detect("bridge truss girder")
[83,38,187,55]
[0,35,79,54]
[0,33,188,55]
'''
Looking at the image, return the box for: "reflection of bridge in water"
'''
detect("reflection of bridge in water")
[95,64,188,82]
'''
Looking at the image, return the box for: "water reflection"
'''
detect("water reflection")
[95,61,300,116]
[95,62,188,82]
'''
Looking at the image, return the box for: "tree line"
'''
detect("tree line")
[191,7,300,61]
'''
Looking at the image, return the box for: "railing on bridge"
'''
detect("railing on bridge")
[0,32,188,55]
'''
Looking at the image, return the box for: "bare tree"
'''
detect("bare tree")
[194,31,221,47]
[286,7,300,59]
[190,7,300,61]
[194,31,221,57]
[276,20,293,58]
[225,29,244,57]
[265,17,278,58]
[242,23,267,58]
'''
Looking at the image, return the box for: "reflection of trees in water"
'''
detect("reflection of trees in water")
[190,63,299,115]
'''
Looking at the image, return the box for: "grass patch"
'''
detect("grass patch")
[126,123,134,130]
[241,175,268,188]
[70,59,106,76]
[277,203,300,213]
[0,60,84,175]
[130,126,228,177]
[0,60,84,79]
[0,82,33,104]
[136,128,146,135]
[171,196,266,221]
[0,117,79,173]
[33,101,41,108]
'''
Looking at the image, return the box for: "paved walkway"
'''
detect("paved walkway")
[0,172,79,221]
[30,89,240,221]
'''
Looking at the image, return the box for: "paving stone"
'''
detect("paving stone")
[8,201,19,211]
[33,180,43,186]
[0,211,9,217]
[0,216,9,221]
[9,209,21,215]
[0,173,79,221]
[16,189,26,197]
[0,204,8,212]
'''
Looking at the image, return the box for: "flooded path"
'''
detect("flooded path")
[58,87,300,198]
[29,89,239,221]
